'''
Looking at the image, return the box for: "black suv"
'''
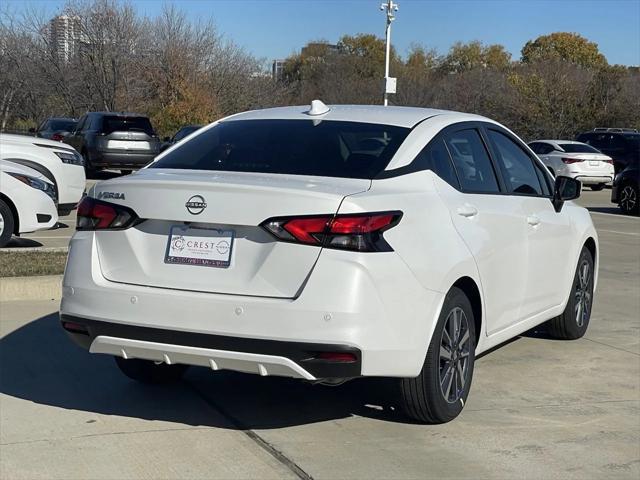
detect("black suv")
[64,112,160,174]
[576,129,640,174]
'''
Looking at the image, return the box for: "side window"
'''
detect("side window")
[487,130,543,196]
[415,138,459,189]
[444,129,500,193]
[528,142,542,154]
[533,161,553,196]
[539,143,554,154]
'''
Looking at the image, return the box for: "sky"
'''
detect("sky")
[6,0,640,66]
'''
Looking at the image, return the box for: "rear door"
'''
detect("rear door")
[433,124,530,335]
[485,128,574,318]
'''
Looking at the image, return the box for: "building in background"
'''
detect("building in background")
[49,15,81,62]
[272,59,285,81]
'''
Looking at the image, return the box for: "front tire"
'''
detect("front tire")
[547,247,594,340]
[0,199,15,248]
[590,184,605,191]
[400,287,476,424]
[114,357,188,384]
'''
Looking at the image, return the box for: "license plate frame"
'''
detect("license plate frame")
[164,225,235,268]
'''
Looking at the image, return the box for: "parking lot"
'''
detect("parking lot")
[1,188,638,479]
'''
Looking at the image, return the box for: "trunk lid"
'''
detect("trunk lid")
[92,169,370,298]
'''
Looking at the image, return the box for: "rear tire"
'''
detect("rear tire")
[400,287,476,424]
[590,184,605,191]
[114,357,188,384]
[547,247,594,340]
[618,183,639,215]
[0,199,15,248]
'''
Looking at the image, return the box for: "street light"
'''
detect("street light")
[380,0,398,106]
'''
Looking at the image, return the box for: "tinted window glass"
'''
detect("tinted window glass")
[76,116,87,132]
[102,116,154,135]
[559,143,600,153]
[488,130,542,195]
[444,129,499,193]
[534,161,552,196]
[528,142,542,154]
[49,119,77,132]
[152,120,410,179]
[173,126,201,142]
[416,138,459,188]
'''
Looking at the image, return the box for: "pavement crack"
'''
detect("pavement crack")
[185,380,313,480]
[583,337,640,356]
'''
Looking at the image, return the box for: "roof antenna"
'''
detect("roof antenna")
[306,99,330,116]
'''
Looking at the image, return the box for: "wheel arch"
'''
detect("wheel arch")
[0,192,19,234]
[450,276,483,349]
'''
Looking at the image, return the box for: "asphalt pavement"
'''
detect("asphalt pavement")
[0,189,638,479]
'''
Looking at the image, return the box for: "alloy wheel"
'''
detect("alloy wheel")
[574,260,592,328]
[0,213,4,237]
[620,185,637,212]
[438,307,471,403]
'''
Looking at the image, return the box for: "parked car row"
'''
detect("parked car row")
[527,128,639,215]
[0,133,86,247]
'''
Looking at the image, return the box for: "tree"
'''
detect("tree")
[440,41,512,73]
[521,32,607,68]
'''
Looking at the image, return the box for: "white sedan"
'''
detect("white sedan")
[61,103,598,423]
[0,160,58,247]
[528,140,614,190]
[0,133,85,215]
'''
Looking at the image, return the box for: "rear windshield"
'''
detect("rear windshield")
[48,119,76,132]
[102,116,154,135]
[151,119,410,179]
[559,143,600,153]
[623,134,640,149]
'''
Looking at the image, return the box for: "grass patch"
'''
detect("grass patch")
[0,250,68,277]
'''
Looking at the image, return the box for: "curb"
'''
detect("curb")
[0,247,69,254]
[0,275,63,302]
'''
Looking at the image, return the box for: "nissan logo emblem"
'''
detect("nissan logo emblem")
[185,195,207,215]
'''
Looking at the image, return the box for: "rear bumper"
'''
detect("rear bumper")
[61,315,361,380]
[61,231,443,379]
[574,175,613,185]
[91,150,157,168]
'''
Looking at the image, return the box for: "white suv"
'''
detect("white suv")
[61,104,598,423]
[528,140,614,191]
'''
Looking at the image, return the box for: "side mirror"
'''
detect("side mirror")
[552,176,581,212]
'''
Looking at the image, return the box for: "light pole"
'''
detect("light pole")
[380,0,398,106]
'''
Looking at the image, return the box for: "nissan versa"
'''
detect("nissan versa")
[60,103,598,423]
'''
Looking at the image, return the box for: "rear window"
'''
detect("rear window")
[151,120,410,179]
[48,119,77,132]
[101,116,154,135]
[559,143,600,153]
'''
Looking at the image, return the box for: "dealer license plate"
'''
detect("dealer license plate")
[165,226,234,268]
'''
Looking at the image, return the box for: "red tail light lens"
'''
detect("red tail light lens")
[51,133,65,142]
[261,211,402,252]
[314,352,357,363]
[561,158,582,164]
[77,196,139,231]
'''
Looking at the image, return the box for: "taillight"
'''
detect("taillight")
[261,211,402,252]
[51,133,65,142]
[76,196,139,231]
[604,159,614,164]
[561,158,583,164]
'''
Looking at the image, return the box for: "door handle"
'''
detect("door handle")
[457,204,478,218]
[527,215,541,226]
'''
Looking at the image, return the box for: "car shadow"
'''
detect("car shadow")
[4,237,44,248]
[0,313,418,430]
[587,206,629,216]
